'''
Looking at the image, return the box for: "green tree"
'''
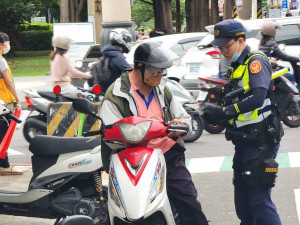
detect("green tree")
[0,0,38,56]
[131,0,154,27]
[131,0,185,32]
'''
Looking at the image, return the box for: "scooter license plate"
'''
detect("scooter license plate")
[189,64,201,75]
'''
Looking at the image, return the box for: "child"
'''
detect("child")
[0,32,23,175]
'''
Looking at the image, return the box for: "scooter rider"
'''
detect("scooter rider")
[99,28,132,92]
[259,21,300,86]
[50,35,92,99]
[203,19,283,225]
[100,42,209,225]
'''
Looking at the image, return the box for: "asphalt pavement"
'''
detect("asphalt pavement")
[2,76,300,224]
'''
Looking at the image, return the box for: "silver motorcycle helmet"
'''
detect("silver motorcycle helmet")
[260,21,281,37]
[134,42,178,69]
[110,28,133,53]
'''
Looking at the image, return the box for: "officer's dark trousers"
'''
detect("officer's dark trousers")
[233,142,281,225]
[164,144,208,225]
[0,118,10,168]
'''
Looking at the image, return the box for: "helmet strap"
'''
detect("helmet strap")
[137,63,147,85]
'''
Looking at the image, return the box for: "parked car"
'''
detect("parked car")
[179,17,300,100]
[126,32,207,82]
[75,44,101,72]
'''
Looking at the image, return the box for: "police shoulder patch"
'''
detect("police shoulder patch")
[249,60,261,74]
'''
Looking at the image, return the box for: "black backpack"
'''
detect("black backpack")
[89,56,112,91]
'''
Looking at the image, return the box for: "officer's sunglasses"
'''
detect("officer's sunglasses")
[147,67,166,77]
[215,40,237,53]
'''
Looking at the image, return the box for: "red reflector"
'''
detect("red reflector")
[206,50,220,56]
[53,85,61,95]
[206,50,220,59]
[25,96,33,107]
[93,85,101,95]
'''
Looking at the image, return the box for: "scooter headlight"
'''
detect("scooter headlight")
[148,160,165,203]
[117,121,152,143]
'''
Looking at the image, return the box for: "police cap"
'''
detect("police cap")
[209,19,245,47]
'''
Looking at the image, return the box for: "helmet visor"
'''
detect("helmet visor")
[147,45,179,69]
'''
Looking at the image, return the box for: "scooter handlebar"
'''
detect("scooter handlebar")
[83,130,101,137]
[167,124,189,135]
[7,114,22,123]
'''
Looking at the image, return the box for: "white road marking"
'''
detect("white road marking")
[7,148,24,155]
[188,156,225,173]
[15,82,47,89]
[294,189,300,225]
[289,152,300,168]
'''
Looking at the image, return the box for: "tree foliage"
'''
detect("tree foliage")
[0,0,37,55]
[131,0,185,31]
[131,0,154,27]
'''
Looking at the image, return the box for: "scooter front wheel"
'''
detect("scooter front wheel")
[204,119,226,134]
[184,114,204,143]
[282,101,300,128]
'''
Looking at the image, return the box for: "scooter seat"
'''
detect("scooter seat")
[29,136,101,156]
[38,91,56,101]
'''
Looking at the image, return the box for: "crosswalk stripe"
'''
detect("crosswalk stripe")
[294,189,300,224]
[7,148,24,155]
[189,156,225,173]
[289,152,300,168]
[187,152,300,173]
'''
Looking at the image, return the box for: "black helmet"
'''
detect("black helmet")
[110,28,133,53]
[134,42,178,69]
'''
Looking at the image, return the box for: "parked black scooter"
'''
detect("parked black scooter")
[0,99,109,225]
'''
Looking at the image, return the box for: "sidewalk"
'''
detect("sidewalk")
[14,75,51,108]
[0,165,32,192]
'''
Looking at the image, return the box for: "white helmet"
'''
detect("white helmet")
[109,28,133,53]
[52,35,73,50]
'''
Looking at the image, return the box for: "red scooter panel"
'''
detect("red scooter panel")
[118,147,154,186]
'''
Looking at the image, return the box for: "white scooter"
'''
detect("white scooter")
[0,101,109,225]
[72,98,185,225]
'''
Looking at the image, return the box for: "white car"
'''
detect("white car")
[125,32,207,80]
[180,17,300,99]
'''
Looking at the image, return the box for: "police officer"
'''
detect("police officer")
[203,19,282,225]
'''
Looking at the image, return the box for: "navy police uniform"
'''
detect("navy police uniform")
[207,20,282,225]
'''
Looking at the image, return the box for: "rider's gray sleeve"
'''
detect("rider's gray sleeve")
[100,99,123,126]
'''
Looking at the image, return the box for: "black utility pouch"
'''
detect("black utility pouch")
[262,157,279,188]
[267,114,284,144]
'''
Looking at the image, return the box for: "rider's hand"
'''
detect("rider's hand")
[168,119,185,139]
[85,72,92,79]
[269,58,277,67]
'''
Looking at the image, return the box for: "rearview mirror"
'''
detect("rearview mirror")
[72,98,95,115]
[75,60,83,68]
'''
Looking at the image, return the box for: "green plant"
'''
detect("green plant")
[7,50,50,77]
[22,22,53,31]
[20,31,52,50]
